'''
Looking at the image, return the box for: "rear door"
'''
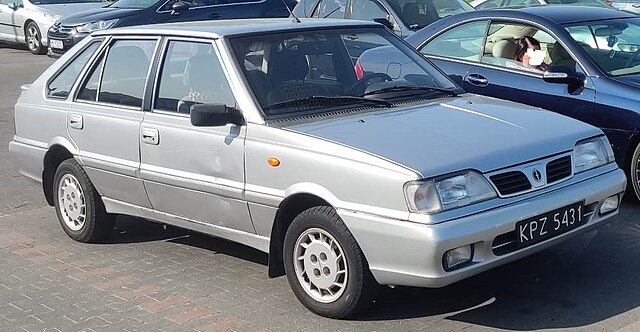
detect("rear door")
[70,37,158,208]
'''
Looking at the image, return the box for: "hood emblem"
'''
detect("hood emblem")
[532,169,542,182]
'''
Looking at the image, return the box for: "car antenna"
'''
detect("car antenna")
[283,0,301,23]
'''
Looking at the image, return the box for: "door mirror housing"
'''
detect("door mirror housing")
[7,1,22,10]
[190,104,244,127]
[543,66,584,88]
[373,17,394,31]
[171,1,189,15]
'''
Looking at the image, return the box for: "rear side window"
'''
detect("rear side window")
[47,41,101,99]
[77,39,156,107]
[420,20,488,62]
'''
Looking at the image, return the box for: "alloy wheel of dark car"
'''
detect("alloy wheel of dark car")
[631,144,640,202]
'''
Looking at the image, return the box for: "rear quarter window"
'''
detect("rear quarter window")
[46,41,102,99]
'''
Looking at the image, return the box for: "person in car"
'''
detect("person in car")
[514,36,548,71]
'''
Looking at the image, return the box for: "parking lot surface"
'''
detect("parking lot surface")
[2,44,640,332]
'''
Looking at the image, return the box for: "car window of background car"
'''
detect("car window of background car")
[155,40,235,114]
[47,41,102,99]
[420,20,488,61]
[313,0,346,18]
[565,18,640,76]
[350,0,389,21]
[110,0,158,9]
[77,40,156,107]
[392,0,473,30]
[502,0,538,7]
[475,0,503,10]
[546,0,609,7]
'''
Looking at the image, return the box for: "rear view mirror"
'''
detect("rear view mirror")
[373,18,394,31]
[171,1,189,15]
[190,103,244,127]
[543,66,584,90]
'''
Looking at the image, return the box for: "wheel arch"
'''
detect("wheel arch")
[42,142,76,206]
[267,192,333,278]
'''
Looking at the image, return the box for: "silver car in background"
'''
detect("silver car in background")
[9,19,626,317]
[0,0,105,54]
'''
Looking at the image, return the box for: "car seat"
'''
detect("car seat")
[402,1,439,28]
[550,42,576,70]
[266,49,327,106]
[178,53,232,114]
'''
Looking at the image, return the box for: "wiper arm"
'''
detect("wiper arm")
[362,85,458,97]
[264,95,392,111]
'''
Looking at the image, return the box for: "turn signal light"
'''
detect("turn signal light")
[268,157,280,167]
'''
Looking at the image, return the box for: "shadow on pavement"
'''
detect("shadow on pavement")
[102,204,640,330]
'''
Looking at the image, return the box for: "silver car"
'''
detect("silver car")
[9,19,626,317]
[0,0,105,54]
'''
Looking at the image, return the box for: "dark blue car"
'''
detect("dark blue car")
[406,6,640,201]
[47,0,296,56]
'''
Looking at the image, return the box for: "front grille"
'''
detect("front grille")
[490,171,532,196]
[48,25,73,39]
[546,155,572,183]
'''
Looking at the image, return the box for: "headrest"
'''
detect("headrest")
[492,39,517,59]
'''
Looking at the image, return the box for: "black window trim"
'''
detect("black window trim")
[73,35,161,111]
[45,37,106,101]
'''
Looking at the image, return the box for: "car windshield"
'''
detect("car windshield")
[109,0,159,8]
[565,17,640,76]
[390,0,474,30]
[229,28,458,118]
[31,0,103,4]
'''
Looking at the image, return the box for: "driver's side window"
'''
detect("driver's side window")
[349,0,388,21]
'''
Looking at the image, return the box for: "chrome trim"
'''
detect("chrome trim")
[485,151,574,198]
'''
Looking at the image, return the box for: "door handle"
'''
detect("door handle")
[466,74,489,87]
[69,113,83,130]
[141,127,159,145]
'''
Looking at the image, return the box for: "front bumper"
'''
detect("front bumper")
[340,167,626,288]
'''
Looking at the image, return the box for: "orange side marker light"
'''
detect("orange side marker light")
[268,157,281,167]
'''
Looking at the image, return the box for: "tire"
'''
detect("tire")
[283,206,378,318]
[25,22,45,55]
[53,159,115,242]
[629,143,640,202]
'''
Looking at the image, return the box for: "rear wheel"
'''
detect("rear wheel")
[25,22,45,55]
[629,143,640,201]
[53,159,114,242]
[283,206,377,318]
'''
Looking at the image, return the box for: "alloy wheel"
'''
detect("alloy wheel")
[57,173,86,231]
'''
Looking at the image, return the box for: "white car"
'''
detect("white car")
[0,0,106,54]
[471,0,609,10]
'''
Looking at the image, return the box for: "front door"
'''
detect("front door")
[70,38,158,208]
[140,38,253,233]
[0,0,21,41]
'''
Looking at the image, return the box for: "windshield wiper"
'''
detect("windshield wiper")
[264,95,392,111]
[362,85,458,97]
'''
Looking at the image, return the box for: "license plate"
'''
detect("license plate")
[516,202,585,248]
[50,39,63,49]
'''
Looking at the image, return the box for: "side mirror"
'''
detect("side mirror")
[373,17,394,31]
[171,1,189,15]
[7,2,21,10]
[190,104,243,127]
[543,66,584,88]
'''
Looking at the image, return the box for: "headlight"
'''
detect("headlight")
[573,136,615,173]
[404,171,497,214]
[76,19,119,33]
[43,13,59,23]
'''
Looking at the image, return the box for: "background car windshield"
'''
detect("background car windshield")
[393,0,474,30]
[230,28,457,117]
[31,0,103,4]
[109,0,158,8]
[566,18,640,76]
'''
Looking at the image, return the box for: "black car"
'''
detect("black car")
[47,0,296,55]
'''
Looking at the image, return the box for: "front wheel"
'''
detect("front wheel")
[629,143,640,201]
[283,206,378,318]
[25,22,45,55]
[53,159,115,242]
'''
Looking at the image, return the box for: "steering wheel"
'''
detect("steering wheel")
[348,73,393,95]
[625,50,640,68]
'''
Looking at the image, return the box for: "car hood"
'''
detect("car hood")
[59,6,141,26]
[39,2,107,16]
[285,94,601,177]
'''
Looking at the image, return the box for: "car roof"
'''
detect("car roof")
[450,5,635,25]
[94,18,381,39]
